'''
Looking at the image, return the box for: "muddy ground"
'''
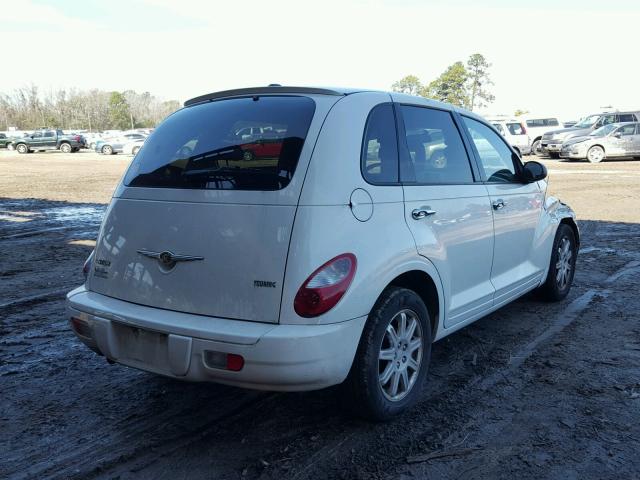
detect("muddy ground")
[1,149,639,479]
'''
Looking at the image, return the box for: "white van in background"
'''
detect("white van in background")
[487,118,531,156]
[520,116,563,155]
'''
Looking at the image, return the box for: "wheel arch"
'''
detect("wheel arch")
[560,217,580,249]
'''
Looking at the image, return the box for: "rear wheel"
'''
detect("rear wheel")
[587,145,605,163]
[16,143,28,154]
[101,145,113,155]
[537,224,577,302]
[345,287,432,421]
[59,143,72,153]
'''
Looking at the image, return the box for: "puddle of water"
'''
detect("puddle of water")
[42,206,105,224]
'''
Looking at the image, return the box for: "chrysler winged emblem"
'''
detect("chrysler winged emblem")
[137,249,204,270]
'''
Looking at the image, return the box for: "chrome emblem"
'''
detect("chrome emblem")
[137,249,204,270]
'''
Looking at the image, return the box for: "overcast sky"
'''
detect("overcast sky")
[2,0,639,120]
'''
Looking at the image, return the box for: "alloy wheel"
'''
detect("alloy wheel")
[378,309,423,402]
[587,146,604,163]
[555,236,573,290]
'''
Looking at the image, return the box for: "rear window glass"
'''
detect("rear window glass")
[124,96,315,191]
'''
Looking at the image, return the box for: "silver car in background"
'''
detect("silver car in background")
[560,122,640,163]
[543,111,640,158]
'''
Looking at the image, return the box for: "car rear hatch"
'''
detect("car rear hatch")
[87,92,341,323]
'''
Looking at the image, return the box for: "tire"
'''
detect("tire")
[90,142,96,150]
[532,139,542,156]
[132,146,140,156]
[548,152,560,159]
[537,224,577,302]
[7,143,15,151]
[59,143,72,153]
[101,145,113,155]
[16,143,28,154]
[345,287,432,421]
[587,145,605,163]
[243,150,254,161]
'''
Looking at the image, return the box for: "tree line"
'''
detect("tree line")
[0,85,181,132]
[392,53,494,111]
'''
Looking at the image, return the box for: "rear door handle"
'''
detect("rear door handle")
[492,199,507,210]
[412,207,437,220]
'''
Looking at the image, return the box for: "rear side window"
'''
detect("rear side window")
[399,105,473,184]
[618,113,636,122]
[361,103,399,184]
[506,123,525,135]
[124,96,315,191]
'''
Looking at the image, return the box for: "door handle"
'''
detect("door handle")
[412,207,437,220]
[492,199,507,210]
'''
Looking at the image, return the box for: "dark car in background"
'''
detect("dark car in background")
[12,129,85,154]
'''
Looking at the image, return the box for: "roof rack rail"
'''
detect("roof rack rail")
[184,86,346,107]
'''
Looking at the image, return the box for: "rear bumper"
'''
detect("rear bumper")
[66,286,366,391]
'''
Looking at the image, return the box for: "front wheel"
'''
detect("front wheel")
[537,224,577,302]
[587,145,605,163]
[532,139,542,156]
[101,145,113,155]
[345,287,432,421]
[16,143,28,154]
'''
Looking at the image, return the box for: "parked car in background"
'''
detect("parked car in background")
[519,116,563,156]
[0,133,12,148]
[84,133,104,150]
[96,133,147,154]
[12,129,85,154]
[68,86,579,421]
[560,122,640,163]
[488,118,531,156]
[122,138,145,156]
[542,111,640,158]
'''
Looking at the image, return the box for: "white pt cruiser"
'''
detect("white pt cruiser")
[67,86,578,420]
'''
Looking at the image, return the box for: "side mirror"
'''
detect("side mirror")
[613,132,622,138]
[522,160,547,183]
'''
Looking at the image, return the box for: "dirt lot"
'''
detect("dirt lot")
[1,149,640,480]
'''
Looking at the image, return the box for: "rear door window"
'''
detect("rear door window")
[399,105,473,184]
[124,96,315,191]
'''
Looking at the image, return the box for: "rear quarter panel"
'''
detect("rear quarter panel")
[281,92,444,326]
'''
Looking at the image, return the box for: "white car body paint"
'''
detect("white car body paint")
[67,88,577,391]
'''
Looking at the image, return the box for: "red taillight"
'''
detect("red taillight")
[204,351,244,371]
[294,253,357,318]
[226,354,244,371]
